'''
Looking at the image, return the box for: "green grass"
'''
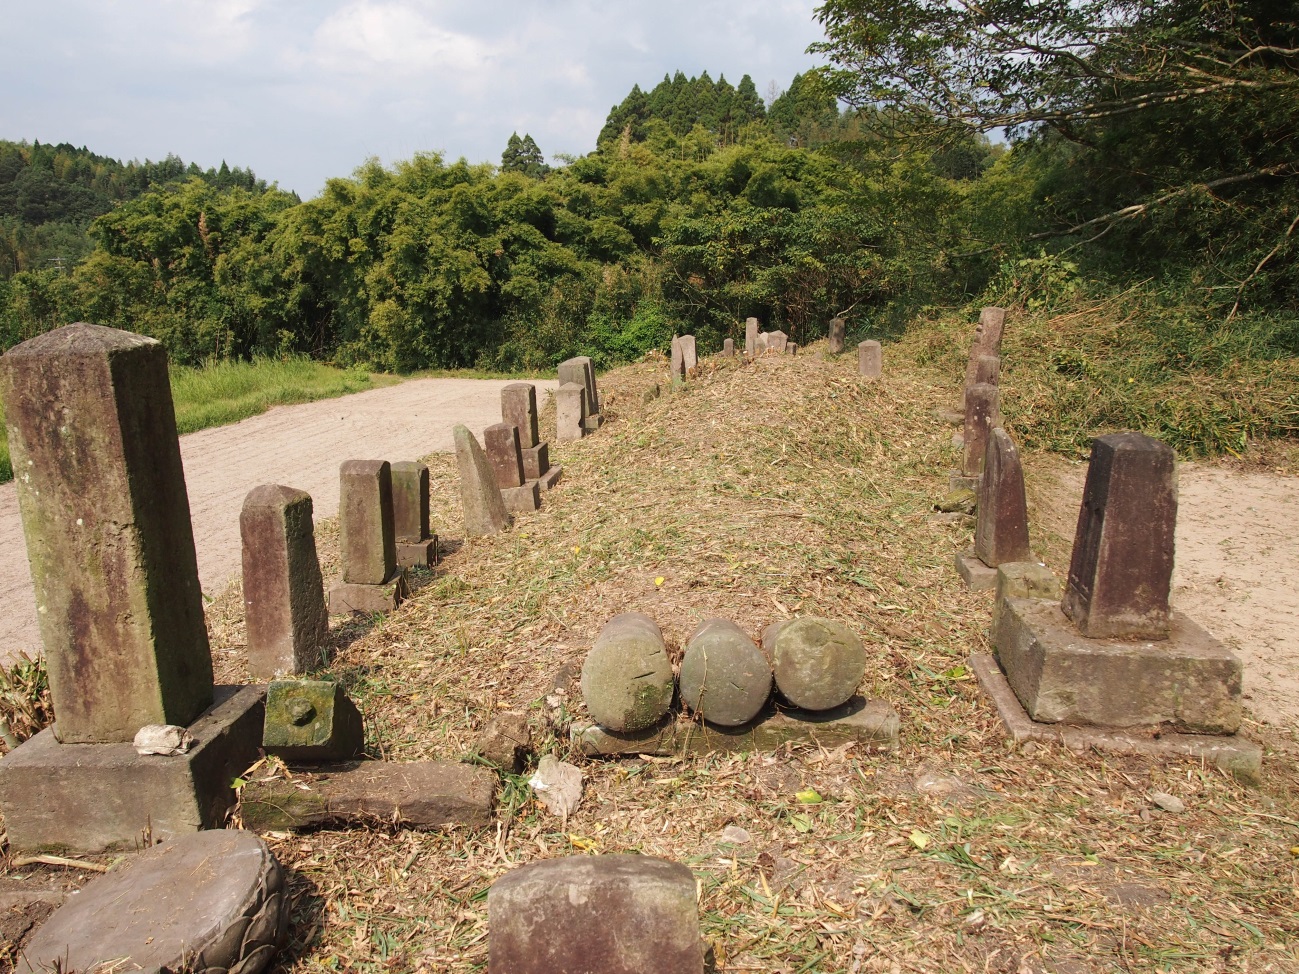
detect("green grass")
[0,356,392,483]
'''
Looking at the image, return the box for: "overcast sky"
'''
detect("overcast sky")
[3,1,829,198]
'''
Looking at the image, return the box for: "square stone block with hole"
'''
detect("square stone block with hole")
[0,685,264,854]
[328,571,406,615]
[993,598,1242,734]
[263,680,364,762]
[397,537,438,570]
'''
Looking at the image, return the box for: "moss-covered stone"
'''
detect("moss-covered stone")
[763,616,867,711]
[580,612,674,732]
[263,680,363,762]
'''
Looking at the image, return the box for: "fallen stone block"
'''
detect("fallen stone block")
[534,465,564,491]
[521,442,550,480]
[955,551,998,591]
[474,713,531,773]
[763,617,866,711]
[0,685,265,854]
[263,680,364,763]
[240,761,495,831]
[575,696,899,756]
[397,537,438,570]
[993,597,1242,734]
[969,654,1261,782]
[581,612,674,732]
[17,830,288,974]
[679,618,771,727]
[489,855,704,974]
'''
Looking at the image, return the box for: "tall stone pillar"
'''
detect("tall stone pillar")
[828,317,845,354]
[0,323,214,743]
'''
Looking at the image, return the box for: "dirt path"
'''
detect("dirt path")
[1025,456,1299,731]
[0,377,557,663]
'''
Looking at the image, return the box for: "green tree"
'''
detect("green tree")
[501,133,549,179]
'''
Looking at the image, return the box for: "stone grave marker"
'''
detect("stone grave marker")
[241,485,328,678]
[17,830,287,974]
[990,431,1245,739]
[973,353,1000,387]
[956,428,1032,591]
[501,382,539,449]
[680,334,697,372]
[580,612,674,732]
[977,305,1007,354]
[484,422,525,488]
[330,459,405,614]
[828,316,845,354]
[670,335,686,380]
[1062,432,1177,639]
[453,424,513,536]
[961,382,1000,479]
[859,340,882,378]
[556,382,587,442]
[766,330,789,353]
[745,317,759,355]
[489,855,704,974]
[390,461,437,569]
[723,337,734,357]
[0,323,265,854]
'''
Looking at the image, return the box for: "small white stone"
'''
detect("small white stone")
[133,724,194,756]
[1150,792,1186,814]
[720,825,752,845]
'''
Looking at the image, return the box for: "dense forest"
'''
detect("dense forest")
[1,0,1295,427]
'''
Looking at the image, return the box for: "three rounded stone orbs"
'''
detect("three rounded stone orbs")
[679,619,772,726]
[579,612,675,732]
[763,617,867,711]
[582,613,866,731]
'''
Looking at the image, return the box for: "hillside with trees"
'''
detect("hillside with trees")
[1,1,1295,456]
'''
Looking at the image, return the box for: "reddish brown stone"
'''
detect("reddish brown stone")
[961,383,1000,477]
[0,323,213,743]
[489,856,703,974]
[973,354,1000,387]
[977,306,1007,352]
[501,382,539,450]
[974,428,1031,567]
[501,481,541,513]
[1062,433,1177,639]
[521,442,550,480]
[453,424,513,536]
[556,382,586,442]
[390,461,430,543]
[338,460,397,585]
[745,317,758,356]
[484,422,525,488]
[240,485,328,679]
[670,336,686,379]
[828,317,846,354]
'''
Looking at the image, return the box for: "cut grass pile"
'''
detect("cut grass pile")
[0,356,390,482]
[192,341,1297,973]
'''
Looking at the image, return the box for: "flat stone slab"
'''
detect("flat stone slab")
[397,537,438,570]
[18,829,287,974]
[934,408,965,425]
[969,654,1261,782]
[0,685,265,854]
[534,465,563,491]
[955,551,998,592]
[501,481,541,513]
[994,598,1243,734]
[573,696,899,756]
[328,572,407,615]
[489,855,703,974]
[239,761,495,831]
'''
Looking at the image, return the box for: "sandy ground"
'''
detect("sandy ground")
[0,377,557,664]
[1025,456,1299,731]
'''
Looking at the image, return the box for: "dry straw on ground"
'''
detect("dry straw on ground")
[16,340,1299,973]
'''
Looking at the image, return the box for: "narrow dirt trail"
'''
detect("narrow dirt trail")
[0,376,557,663]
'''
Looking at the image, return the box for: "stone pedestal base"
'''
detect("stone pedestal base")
[969,654,1261,781]
[574,696,899,757]
[955,551,998,591]
[329,571,407,615]
[501,482,541,513]
[0,685,265,854]
[583,413,604,432]
[949,471,980,492]
[521,444,549,481]
[993,598,1243,734]
[397,537,438,570]
[533,465,563,491]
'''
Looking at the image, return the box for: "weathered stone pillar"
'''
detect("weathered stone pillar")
[745,317,759,356]
[828,317,845,354]
[0,323,214,742]
[974,428,1031,567]
[485,423,539,513]
[670,336,686,380]
[858,340,882,378]
[240,485,328,679]
[330,459,404,614]
[557,358,588,411]
[962,383,1000,477]
[723,337,734,357]
[556,382,586,442]
[972,354,1000,387]
[1062,433,1177,639]
[489,856,704,974]
[501,383,539,450]
[679,335,697,372]
[978,306,1007,354]
[453,424,512,536]
[390,461,436,569]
